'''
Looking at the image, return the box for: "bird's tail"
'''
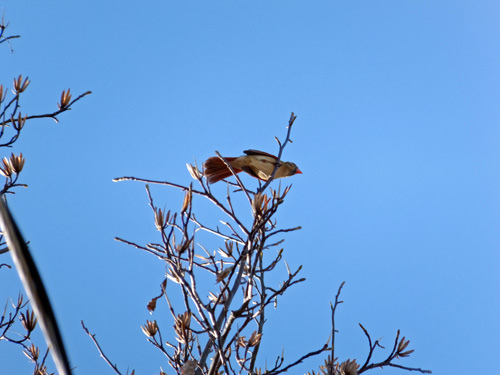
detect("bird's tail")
[203,157,241,184]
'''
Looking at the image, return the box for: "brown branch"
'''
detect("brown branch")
[1,91,92,126]
[258,112,297,193]
[113,176,250,237]
[265,343,329,375]
[0,34,20,45]
[0,16,21,49]
[81,321,125,375]
[330,281,345,370]
[388,363,433,373]
[357,324,431,374]
[248,255,267,372]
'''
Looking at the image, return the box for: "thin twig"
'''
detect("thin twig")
[258,112,297,193]
[265,344,329,375]
[81,321,124,375]
[1,91,92,125]
[330,281,345,369]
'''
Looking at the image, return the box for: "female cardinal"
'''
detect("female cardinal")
[203,149,302,184]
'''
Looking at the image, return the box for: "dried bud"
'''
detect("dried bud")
[186,163,202,180]
[276,185,291,204]
[13,75,30,94]
[13,113,27,131]
[317,355,337,375]
[252,193,263,214]
[176,237,193,254]
[20,309,37,332]
[0,84,4,103]
[225,241,233,256]
[176,311,191,328]
[166,267,183,284]
[236,336,246,348]
[252,193,270,217]
[174,312,192,344]
[33,363,49,375]
[16,294,24,308]
[208,291,217,303]
[0,153,25,177]
[147,297,158,312]
[209,289,229,305]
[338,359,360,375]
[218,241,233,258]
[154,208,166,231]
[58,89,72,109]
[181,360,197,375]
[216,266,233,283]
[23,344,40,362]
[247,331,262,347]
[0,156,13,177]
[141,320,158,337]
[9,153,25,174]
[181,185,192,214]
[217,248,230,258]
[397,336,414,357]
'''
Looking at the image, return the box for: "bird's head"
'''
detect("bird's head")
[283,162,302,176]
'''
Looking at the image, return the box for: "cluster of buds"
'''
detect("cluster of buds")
[12,75,30,95]
[58,89,72,110]
[154,207,170,231]
[336,359,360,375]
[23,344,40,363]
[174,311,193,345]
[218,241,234,258]
[33,363,49,375]
[166,265,184,284]
[271,185,291,205]
[186,163,202,180]
[20,309,37,333]
[11,112,27,131]
[396,335,414,358]
[208,287,229,305]
[175,236,193,254]
[0,153,25,178]
[141,320,159,338]
[313,357,360,375]
[236,331,262,348]
[252,193,271,218]
[216,265,233,283]
[181,184,192,214]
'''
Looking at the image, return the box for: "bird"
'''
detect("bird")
[203,149,302,184]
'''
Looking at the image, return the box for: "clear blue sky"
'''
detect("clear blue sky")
[2,1,499,374]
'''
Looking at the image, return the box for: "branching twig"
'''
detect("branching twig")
[1,91,92,126]
[265,344,329,375]
[357,324,431,374]
[111,113,430,375]
[0,16,20,50]
[258,112,297,193]
[81,321,125,375]
[330,281,345,368]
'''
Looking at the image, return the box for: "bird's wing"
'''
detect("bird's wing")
[243,149,278,159]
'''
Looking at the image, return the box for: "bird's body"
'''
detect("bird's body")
[203,149,302,184]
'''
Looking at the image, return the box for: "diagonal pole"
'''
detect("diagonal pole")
[0,196,72,375]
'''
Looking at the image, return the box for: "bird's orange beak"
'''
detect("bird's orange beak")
[296,168,303,174]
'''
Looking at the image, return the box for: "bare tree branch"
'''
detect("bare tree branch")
[81,321,126,375]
